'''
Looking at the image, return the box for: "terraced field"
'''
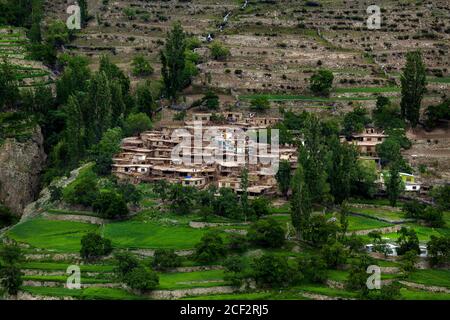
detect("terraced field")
[0,28,53,88]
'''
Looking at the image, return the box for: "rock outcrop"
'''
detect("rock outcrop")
[0,126,46,216]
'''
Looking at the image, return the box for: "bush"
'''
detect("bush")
[297,255,328,284]
[124,266,159,291]
[209,42,230,60]
[249,197,270,218]
[124,113,153,136]
[247,218,285,248]
[194,231,226,263]
[63,169,99,207]
[152,249,182,271]
[251,253,297,288]
[0,204,17,228]
[427,235,450,266]
[80,233,113,260]
[321,241,348,268]
[114,252,139,278]
[132,55,154,76]
[227,234,248,253]
[396,227,420,256]
[310,70,334,96]
[92,190,129,219]
[250,97,270,112]
[431,185,450,210]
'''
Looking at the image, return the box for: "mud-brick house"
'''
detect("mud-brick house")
[342,127,388,157]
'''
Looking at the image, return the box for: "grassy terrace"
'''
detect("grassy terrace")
[7,219,98,252]
[349,206,405,222]
[240,94,376,102]
[22,275,112,284]
[407,269,450,289]
[378,223,450,242]
[158,270,226,290]
[20,262,115,273]
[346,215,392,231]
[103,220,208,250]
[21,286,142,300]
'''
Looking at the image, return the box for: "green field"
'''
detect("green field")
[21,286,141,300]
[407,269,450,289]
[346,215,392,231]
[380,224,450,242]
[20,262,115,273]
[7,219,98,252]
[158,270,226,290]
[103,220,208,250]
[350,206,405,222]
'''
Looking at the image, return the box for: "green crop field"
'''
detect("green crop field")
[407,269,450,289]
[7,219,98,252]
[349,206,405,222]
[158,270,226,290]
[346,215,392,231]
[103,220,209,250]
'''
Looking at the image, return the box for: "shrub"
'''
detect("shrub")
[249,197,270,218]
[124,266,159,291]
[309,70,334,96]
[194,231,226,263]
[251,253,296,288]
[152,249,182,271]
[321,241,348,268]
[132,55,154,76]
[80,233,113,260]
[0,204,17,228]
[297,255,328,284]
[247,218,285,248]
[63,170,99,207]
[250,96,270,112]
[114,252,139,278]
[124,113,153,136]
[209,42,230,60]
[92,190,129,219]
[427,235,450,266]
[227,233,248,253]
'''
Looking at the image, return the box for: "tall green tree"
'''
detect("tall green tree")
[240,167,249,220]
[400,51,427,127]
[135,81,156,117]
[56,55,91,104]
[328,137,358,204]
[0,241,23,295]
[290,164,312,240]
[65,94,85,167]
[276,160,291,198]
[300,114,329,204]
[78,0,88,26]
[86,71,112,144]
[160,22,186,103]
[0,59,20,111]
[386,163,403,207]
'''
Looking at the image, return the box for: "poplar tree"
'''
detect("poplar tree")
[86,72,112,144]
[386,163,403,207]
[276,160,292,199]
[290,164,312,240]
[78,0,88,27]
[300,114,329,204]
[240,167,249,220]
[65,94,85,167]
[160,22,186,103]
[400,51,427,127]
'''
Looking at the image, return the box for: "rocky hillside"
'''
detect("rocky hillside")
[0,117,46,216]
